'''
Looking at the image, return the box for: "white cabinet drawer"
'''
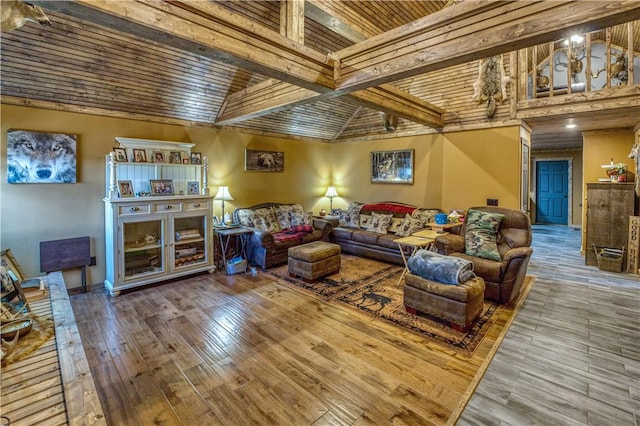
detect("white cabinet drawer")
[153,202,182,213]
[118,203,151,216]
[183,199,210,211]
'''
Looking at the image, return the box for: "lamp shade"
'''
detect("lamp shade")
[324,186,339,198]
[214,186,234,201]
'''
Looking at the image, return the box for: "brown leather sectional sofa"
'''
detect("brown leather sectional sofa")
[330,202,441,265]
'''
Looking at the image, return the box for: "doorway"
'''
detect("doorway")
[535,160,570,224]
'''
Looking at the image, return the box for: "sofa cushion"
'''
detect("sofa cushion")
[332,227,354,240]
[366,212,393,234]
[275,205,295,230]
[346,202,362,228]
[351,229,381,245]
[395,214,425,237]
[464,209,504,261]
[236,209,255,227]
[290,211,312,226]
[360,202,416,216]
[411,208,439,225]
[377,234,401,250]
[254,207,281,233]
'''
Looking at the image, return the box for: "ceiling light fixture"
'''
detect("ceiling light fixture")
[566,124,577,129]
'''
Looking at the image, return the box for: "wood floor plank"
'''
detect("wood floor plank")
[67,225,639,425]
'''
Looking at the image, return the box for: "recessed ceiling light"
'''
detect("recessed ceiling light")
[566,124,577,129]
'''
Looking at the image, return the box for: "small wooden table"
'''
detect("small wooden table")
[395,235,435,286]
[426,221,463,233]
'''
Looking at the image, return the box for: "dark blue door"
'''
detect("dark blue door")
[536,161,568,224]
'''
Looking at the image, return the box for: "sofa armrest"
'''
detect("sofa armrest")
[313,218,333,240]
[435,234,465,255]
[250,229,275,251]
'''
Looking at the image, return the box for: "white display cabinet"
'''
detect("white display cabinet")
[103,138,214,296]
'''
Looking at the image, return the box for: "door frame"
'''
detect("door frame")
[532,157,573,225]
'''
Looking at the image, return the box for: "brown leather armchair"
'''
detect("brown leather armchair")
[434,206,533,304]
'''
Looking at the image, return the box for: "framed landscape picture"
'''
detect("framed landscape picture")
[371,149,414,184]
[245,149,284,172]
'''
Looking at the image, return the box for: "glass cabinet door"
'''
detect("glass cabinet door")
[121,219,164,279]
[173,214,207,269]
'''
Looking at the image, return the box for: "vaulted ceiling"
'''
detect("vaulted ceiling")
[2,1,639,148]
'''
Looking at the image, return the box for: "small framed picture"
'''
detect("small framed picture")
[152,151,165,163]
[187,181,200,195]
[133,149,147,163]
[182,158,190,164]
[150,179,174,195]
[118,180,134,198]
[113,147,128,162]
[191,152,202,165]
[169,151,182,164]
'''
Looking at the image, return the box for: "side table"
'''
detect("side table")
[395,235,435,286]
[214,227,253,273]
[313,215,339,227]
[426,222,463,233]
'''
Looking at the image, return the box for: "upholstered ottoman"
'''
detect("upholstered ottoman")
[288,241,341,282]
[404,273,485,331]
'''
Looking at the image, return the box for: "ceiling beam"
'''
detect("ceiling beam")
[305,1,367,43]
[332,1,640,93]
[280,0,305,43]
[30,0,335,93]
[216,81,444,128]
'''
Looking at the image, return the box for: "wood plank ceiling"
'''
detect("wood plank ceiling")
[1,1,639,148]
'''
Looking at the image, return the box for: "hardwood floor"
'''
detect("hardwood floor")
[459,225,640,425]
[70,225,639,425]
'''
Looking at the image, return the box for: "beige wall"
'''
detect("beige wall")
[1,105,524,289]
[581,130,636,251]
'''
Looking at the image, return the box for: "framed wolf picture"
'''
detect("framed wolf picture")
[7,129,77,183]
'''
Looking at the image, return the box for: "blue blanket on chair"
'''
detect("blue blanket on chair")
[407,249,475,285]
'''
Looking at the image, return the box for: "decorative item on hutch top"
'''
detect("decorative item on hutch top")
[371,149,414,184]
[103,137,213,296]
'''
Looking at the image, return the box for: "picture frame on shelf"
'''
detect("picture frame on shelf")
[150,179,174,195]
[245,149,284,172]
[133,149,147,163]
[182,158,190,164]
[169,151,182,164]
[187,181,200,195]
[118,180,134,198]
[191,152,202,165]
[370,149,414,184]
[113,147,128,162]
[152,151,165,163]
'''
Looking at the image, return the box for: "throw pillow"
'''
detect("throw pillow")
[366,212,393,234]
[359,214,372,229]
[332,209,349,227]
[253,207,281,233]
[411,208,439,225]
[395,214,425,237]
[346,202,362,228]
[464,209,504,261]
[290,211,312,226]
[236,209,255,227]
[275,205,294,230]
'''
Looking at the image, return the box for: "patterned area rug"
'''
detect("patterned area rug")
[266,255,534,357]
[265,255,397,300]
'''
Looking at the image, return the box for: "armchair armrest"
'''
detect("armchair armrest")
[502,246,533,263]
[435,234,464,255]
